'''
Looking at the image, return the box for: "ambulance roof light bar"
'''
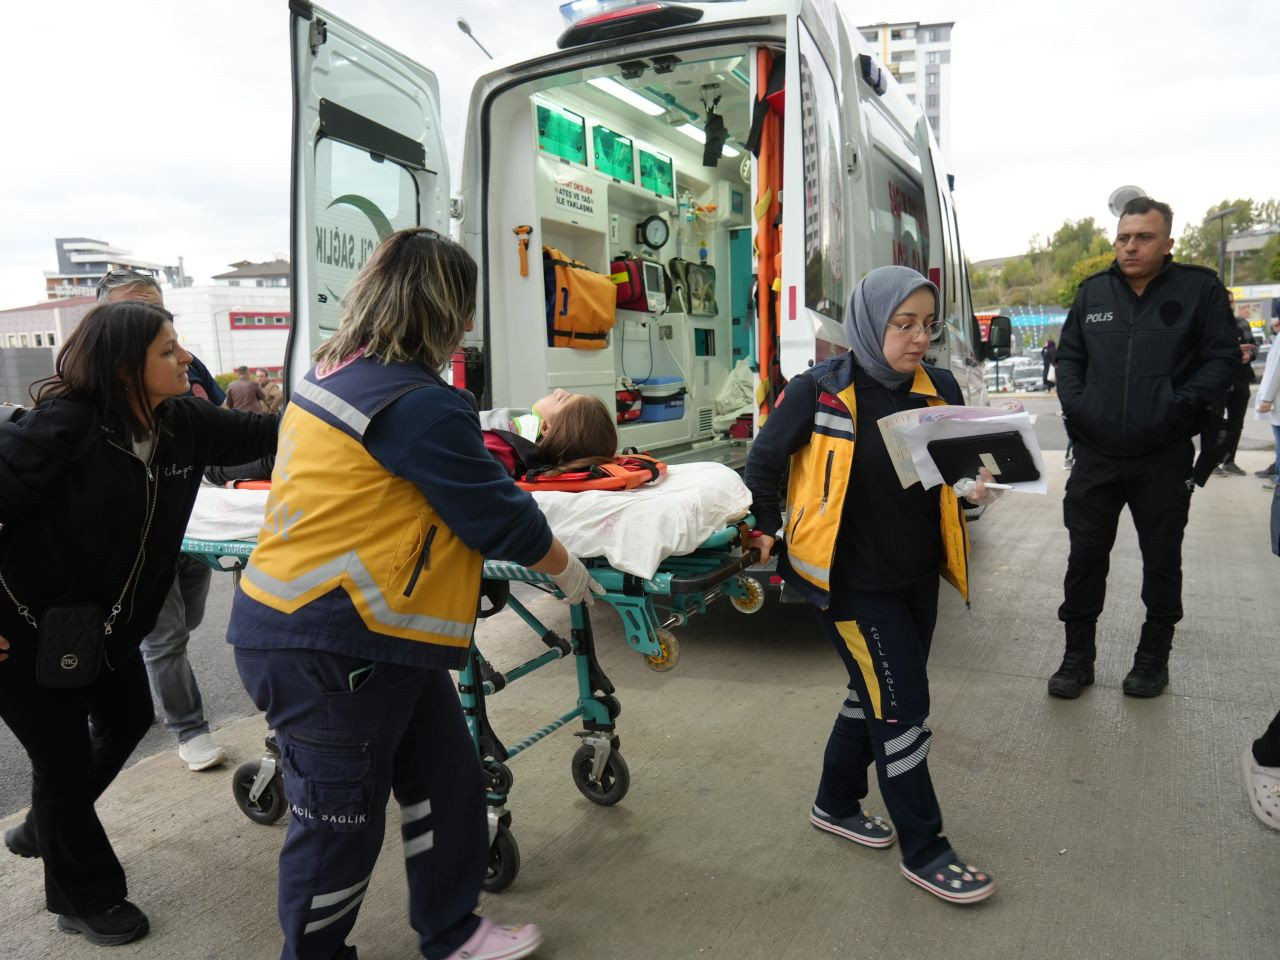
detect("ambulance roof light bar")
[557,1,704,49]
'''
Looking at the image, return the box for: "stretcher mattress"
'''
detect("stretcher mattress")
[185,462,753,580]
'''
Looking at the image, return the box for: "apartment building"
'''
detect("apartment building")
[857,21,953,151]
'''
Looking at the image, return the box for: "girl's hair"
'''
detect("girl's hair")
[538,395,618,475]
[314,227,478,371]
[32,300,173,441]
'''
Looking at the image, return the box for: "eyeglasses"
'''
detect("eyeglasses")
[887,319,945,339]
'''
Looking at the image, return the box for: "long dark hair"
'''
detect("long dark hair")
[539,395,618,476]
[32,300,173,441]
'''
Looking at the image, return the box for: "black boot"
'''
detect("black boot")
[1123,623,1171,698]
[4,820,38,858]
[57,900,150,946]
[1048,623,1096,699]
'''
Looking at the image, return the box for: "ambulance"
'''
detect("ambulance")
[285,0,1012,463]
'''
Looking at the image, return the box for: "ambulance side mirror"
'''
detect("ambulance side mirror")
[982,315,1012,361]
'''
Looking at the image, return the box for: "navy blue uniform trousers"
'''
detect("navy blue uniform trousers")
[812,577,952,869]
[235,648,485,960]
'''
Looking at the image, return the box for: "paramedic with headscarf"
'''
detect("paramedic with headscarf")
[227,228,602,960]
[744,265,999,905]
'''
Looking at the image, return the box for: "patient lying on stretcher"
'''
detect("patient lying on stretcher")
[206,388,617,486]
[479,389,618,479]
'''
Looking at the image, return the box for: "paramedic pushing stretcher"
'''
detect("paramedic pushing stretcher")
[228,229,601,960]
[745,266,999,905]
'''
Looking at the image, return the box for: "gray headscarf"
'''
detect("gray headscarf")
[843,266,939,390]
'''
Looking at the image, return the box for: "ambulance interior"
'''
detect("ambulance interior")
[475,44,766,455]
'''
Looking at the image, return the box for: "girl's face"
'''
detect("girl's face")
[141,320,193,410]
[881,287,937,375]
[533,388,573,432]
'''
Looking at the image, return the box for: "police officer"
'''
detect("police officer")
[228,229,600,960]
[1049,197,1237,699]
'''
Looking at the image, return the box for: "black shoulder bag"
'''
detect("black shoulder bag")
[0,469,158,688]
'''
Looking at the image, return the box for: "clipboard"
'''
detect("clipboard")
[926,431,1041,485]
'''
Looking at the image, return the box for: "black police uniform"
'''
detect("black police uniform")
[1052,256,1237,692]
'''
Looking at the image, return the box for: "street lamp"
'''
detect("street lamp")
[1205,206,1241,280]
[456,18,493,59]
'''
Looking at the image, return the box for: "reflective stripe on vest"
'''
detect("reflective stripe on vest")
[242,552,474,640]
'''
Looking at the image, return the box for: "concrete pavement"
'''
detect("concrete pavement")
[2,449,1277,960]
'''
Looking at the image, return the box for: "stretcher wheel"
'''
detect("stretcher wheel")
[729,576,765,614]
[485,761,514,796]
[232,761,287,826]
[570,745,630,806]
[483,823,520,893]
[643,629,679,672]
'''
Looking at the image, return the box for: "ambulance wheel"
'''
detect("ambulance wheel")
[729,576,765,614]
[571,744,630,806]
[643,629,679,672]
[232,761,287,826]
[483,823,520,893]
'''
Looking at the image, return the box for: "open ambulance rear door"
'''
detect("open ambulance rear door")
[285,1,451,393]
[911,115,983,402]
[776,0,848,382]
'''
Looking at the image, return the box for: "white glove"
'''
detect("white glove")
[549,554,607,605]
[954,476,1006,505]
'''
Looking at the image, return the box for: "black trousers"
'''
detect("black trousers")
[1254,710,1280,767]
[812,578,952,869]
[0,643,154,916]
[1219,380,1251,464]
[1058,439,1194,633]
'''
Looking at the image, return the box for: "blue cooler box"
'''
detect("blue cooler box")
[636,377,686,422]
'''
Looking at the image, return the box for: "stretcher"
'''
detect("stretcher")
[181,465,763,892]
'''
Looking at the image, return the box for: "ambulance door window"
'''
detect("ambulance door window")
[798,22,845,331]
[312,137,420,337]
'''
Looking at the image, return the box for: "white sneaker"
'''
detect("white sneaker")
[178,733,226,771]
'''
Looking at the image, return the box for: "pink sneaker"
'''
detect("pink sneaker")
[445,918,543,960]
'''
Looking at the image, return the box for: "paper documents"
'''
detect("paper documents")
[877,401,1048,494]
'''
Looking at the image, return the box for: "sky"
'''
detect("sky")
[1,0,1276,310]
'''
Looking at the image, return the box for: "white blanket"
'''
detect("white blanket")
[185,462,752,580]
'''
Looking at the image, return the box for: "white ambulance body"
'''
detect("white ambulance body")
[286,0,1008,463]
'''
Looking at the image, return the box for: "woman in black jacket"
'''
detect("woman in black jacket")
[0,300,277,946]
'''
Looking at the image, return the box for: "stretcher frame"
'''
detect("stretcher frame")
[181,517,761,892]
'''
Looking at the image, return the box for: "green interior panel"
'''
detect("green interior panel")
[536,103,586,164]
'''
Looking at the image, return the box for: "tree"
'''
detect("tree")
[1175,199,1260,272]
[1057,253,1114,308]
[1265,235,1280,282]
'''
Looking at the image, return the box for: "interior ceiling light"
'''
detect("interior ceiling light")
[675,123,740,157]
[587,77,665,116]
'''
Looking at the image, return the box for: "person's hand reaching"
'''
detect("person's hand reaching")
[548,554,606,605]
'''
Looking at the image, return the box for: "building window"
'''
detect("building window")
[33,333,43,347]
[890,28,914,40]
[862,30,877,42]
[47,331,56,346]
[927,73,938,86]
[6,335,14,348]
[229,312,292,330]
[927,94,938,108]
[229,280,240,287]
[19,334,29,347]
[927,29,938,42]
[890,51,914,62]
[927,52,938,65]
